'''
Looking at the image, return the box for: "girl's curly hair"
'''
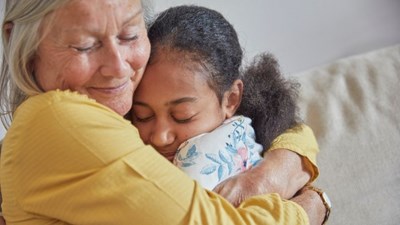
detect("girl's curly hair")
[237,53,301,150]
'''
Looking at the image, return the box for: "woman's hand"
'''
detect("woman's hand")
[291,186,328,225]
[0,191,4,225]
[213,162,269,206]
[213,148,311,206]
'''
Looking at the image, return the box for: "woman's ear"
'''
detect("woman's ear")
[222,79,243,119]
[3,22,14,41]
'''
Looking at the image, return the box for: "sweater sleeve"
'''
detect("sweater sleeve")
[1,91,309,225]
[268,124,320,181]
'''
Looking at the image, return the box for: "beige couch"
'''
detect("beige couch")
[291,45,400,225]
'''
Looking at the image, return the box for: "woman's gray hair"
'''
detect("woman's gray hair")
[0,0,69,128]
[0,0,153,129]
[141,0,154,27]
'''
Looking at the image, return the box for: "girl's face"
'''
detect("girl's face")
[132,52,233,161]
[34,0,150,116]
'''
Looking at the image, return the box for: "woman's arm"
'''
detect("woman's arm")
[267,124,319,183]
[260,123,320,198]
[214,124,319,204]
[213,148,311,205]
[223,53,320,201]
[1,91,312,225]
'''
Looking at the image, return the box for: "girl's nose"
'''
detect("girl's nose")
[149,121,175,148]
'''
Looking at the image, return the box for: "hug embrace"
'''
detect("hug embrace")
[0,0,330,224]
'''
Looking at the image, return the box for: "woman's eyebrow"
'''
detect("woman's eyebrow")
[123,8,143,26]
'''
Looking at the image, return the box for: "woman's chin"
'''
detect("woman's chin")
[95,97,132,116]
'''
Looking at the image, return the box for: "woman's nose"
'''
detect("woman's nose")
[100,42,130,78]
[149,121,175,148]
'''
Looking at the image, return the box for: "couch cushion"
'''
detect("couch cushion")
[291,45,400,225]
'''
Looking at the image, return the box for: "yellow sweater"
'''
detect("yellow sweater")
[1,90,317,224]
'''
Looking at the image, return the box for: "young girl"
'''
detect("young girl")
[131,5,307,191]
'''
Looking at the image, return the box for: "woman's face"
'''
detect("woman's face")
[131,53,229,161]
[34,0,150,115]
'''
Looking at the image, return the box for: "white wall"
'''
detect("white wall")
[152,0,400,74]
[1,0,400,140]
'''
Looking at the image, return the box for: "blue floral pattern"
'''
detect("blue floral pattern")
[173,116,263,190]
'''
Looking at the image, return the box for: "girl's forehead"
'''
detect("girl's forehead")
[151,48,209,75]
[134,58,219,107]
[147,57,206,83]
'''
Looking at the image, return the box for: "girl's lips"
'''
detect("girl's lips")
[161,151,177,162]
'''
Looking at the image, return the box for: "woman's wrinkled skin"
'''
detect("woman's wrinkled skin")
[34,0,150,116]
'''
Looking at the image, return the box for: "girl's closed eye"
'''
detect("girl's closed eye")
[172,112,199,124]
[132,106,154,123]
[133,113,153,122]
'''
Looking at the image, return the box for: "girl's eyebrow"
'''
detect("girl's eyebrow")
[132,101,148,107]
[132,97,197,107]
[168,97,198,106]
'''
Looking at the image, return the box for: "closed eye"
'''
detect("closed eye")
[74,46,93,52]
[119,35,138,43]
[133,115,154,123]
[71,42,101,53]
[173,114,197,124]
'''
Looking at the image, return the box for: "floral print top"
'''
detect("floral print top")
[173,115,263,190]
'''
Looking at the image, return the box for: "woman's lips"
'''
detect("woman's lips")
[90,81,129,95]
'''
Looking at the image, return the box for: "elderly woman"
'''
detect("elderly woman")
[0,0,328,224]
